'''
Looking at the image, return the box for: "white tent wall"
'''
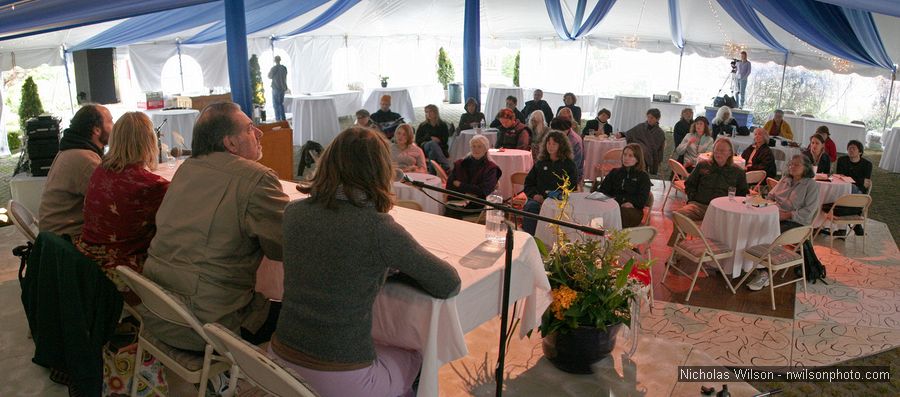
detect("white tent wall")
[0,48,63,70]
[128,44,178,93]
[181,43,230,91]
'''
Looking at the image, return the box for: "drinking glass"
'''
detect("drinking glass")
[728,187,736,201]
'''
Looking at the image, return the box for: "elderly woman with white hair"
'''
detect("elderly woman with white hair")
[527,109,550,160]
[445,134,502,219]
[741,127,777,178]
[711,105,739,140]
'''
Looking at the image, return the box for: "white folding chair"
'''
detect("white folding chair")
[115,267,233,397]
[766,177,780,191]
[594,148,624,183]
[733,226,811,310]
[816,194,872,252]
[745,170,766,186]
[8,200,38,242]
[203,323,321,397]
[664,213,737,302]
[660,159,689,212]
[429,160,448,184]
[624,226,657,310]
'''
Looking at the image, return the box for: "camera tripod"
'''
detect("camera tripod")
[716,70,738,98]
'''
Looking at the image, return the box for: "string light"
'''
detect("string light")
[621,0,647,49]
[795,37,853,73]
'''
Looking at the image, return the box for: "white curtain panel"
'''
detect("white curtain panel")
[128,44,177,93]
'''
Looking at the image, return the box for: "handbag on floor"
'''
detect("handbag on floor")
[102,323,168,397]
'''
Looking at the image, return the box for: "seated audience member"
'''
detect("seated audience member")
[667,138,748,245]
[457,97,486,133]
[522,130,578,235]
[271,127,460,397]
[370,95,403,138]
[143,102,289,351]
[623,108,666,175]
[416,104,452,173]
[741,127,777,178]
[803,133,831,175]
[445,135,502,219]
[816,125,837,162]
[39,104,113,237]
[527,110,550,160]
[550,117,584,182]
[490,96,526,127]
[583,108,614,137]
[674,116,714,172]
[672,108,694,148]
[836,140,872,194]
[495,108,531,150]
[745,155,821,291]
[75,112,169,295]
[595,143,652,228]
[711,105,739,140]
[391,124,427,173]
[557,92,582,123]
[763,109,794,140]
[522,89,554,122]
[354,109,380,131]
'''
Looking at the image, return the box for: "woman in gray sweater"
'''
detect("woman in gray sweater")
[271,127,461,397]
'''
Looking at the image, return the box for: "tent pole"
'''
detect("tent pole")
[676,46,684,90]
[580,40,589,93]
[62,46,74,113]
[224,0,253,117]
[884,66,896,130]
[777,52,788,109]
[463,0,481,108]
[176,40,185,94]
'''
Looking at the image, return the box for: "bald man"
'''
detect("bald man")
[370,95,403,139]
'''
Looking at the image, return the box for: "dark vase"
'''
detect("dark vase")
[542,323,622,374]
[381,80,388,88]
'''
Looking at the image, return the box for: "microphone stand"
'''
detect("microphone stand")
[155,118,168,164]
[406,179,604,397]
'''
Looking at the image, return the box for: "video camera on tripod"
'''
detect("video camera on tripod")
[729,58,739,74]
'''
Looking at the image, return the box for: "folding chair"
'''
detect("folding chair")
[664,213,737,302]
[395,200,423,212]
[115,267,233,397]
[624,226,657,310]
[766,177,779,191]
[429,160,448,184]
[8,199,38,242]
[641,191,654,226]
[745,170,766,186]
[816,194,871,252]
[594,148,623,183]
[660,159,689,213]
[733,226,811,310]
[203,323,320,397]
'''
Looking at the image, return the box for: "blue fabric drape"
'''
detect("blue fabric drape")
[545,0,616,41]
[463,0,481,105]
[668,0,683,49]
[225,0,252,116]
[0,0,216,42]
[716,0,786,53]
[816,0,900,18]
[277,0,361,38]
[185,0,329,44]
[747,0,894,70]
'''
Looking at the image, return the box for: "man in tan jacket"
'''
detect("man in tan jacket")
[38,104,112,236]
[142,102,289,351]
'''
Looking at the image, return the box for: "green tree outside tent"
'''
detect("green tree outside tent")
[249,55,265,106]
[18,76,44,131]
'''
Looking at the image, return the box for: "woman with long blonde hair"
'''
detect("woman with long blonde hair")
[76,112,169,296]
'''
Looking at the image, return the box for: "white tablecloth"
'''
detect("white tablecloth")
[484,87,524,121]
[145,109,199,151]
[730,135,802,174]
[582,137,627,182]
[700,197,781,278]
[393,173,444,215]
[289,96,340,147]
[363,87,417,123]
[487,149,533,199]
[9,173,47,217]
[449,129,498,161]
[879,127,900,172]
[816,177,853,206]
[285,90,362,117]
[534,192,623,245]
[697,153,747,169]
[613,95,651,133]
[798,119,866,153]
[255,203,550,397]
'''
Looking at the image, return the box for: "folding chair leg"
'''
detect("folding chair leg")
[711,257,736,294]
[197,346,214,397]
[768,267,777,310]
[660,184,673,213]
[685,254,706,302]
[130,342,145,397]
[733,264,759,290]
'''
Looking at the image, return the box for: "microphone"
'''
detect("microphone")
[155,118,168,163]
[393,168,412,183]
[170,147,192,157]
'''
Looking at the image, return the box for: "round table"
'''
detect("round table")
[612,95,651,133]
[815,177,853,206]
[697,153,747,169]
[449,129,498,161]
[879,127,900,172]
[145,109,199,152]
[487,149,533,199]
[290,96,341,147]
[393,173,444,215]
[582,136,627,181]
[484,87,524,121]
[534,192,622,245]
[700,197,781,279]
[364,87,416,123]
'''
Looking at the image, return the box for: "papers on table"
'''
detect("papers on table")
[586,191,614,201]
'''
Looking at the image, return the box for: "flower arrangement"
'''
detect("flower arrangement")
[534,173,652,337]
[379,75,390,87]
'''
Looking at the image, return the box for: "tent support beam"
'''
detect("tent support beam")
[62,46,74,113]
[884,67,896,130]
[224,0,252,117]
[176,40,184,94]
[677,46,684,90]
[777,52,788,109]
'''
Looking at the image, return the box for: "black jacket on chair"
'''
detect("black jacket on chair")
[21,232,123,396]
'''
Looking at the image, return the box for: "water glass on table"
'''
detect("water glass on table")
[728,187,736,201]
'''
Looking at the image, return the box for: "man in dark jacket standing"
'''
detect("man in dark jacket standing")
[623,108,666,175]
[522,89,553,122]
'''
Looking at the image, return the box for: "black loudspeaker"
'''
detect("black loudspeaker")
[73,48,119,104]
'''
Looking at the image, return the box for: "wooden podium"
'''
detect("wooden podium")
[258,121,294,180]
[188,93,233,111]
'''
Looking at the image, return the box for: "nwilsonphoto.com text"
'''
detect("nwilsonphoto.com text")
[677,366,892,383]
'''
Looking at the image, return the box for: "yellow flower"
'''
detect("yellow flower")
[550,285,579,320]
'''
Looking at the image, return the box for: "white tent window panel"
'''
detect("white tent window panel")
[161,54,204,96]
